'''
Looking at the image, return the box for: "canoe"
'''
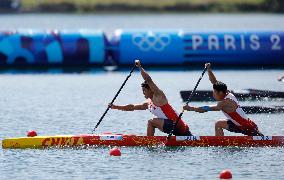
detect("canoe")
[2,134,284,149]
[180,89,284,102]
[240,105,284,114]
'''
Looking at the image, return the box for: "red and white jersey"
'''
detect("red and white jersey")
[222,93,251,127]
[148,99,189,132]
[148,100,178,120]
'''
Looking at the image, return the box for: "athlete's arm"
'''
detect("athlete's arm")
[183,103,221,113]
[205,63,218,85]
[110,102,148,111]
[135,60,162,94]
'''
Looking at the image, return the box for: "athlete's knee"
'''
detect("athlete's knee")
[148,119,154,125]
[215,121,222,128]
[149,118,163,128]
[215,120,227,129]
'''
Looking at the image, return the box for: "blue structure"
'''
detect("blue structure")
[0,30,106,66]
[111,30,284,66]
[0,29,283,67]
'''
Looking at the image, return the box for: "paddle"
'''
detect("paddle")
[92,65,136,133]
[167,66,208,139]
[278,75,284,82]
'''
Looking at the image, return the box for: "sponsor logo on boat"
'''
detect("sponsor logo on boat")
[3,141,21,148]
[253,136,273,140]
[99,135,123,141]
[42,137,84,147]
[176,136,200,141]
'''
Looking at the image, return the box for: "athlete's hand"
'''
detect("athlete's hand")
[135,60,141,68]
[205,63,211,69]
[183,105,194,111]
[109,103,115,109]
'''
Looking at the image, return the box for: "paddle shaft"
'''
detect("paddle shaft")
[93,65,136,133]
[167,67,207,139]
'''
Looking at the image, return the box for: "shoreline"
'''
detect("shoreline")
[4,1,284,14]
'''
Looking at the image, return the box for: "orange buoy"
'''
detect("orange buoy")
[219,169,232,179]
[109,147,121,156]
[27,130,37,137]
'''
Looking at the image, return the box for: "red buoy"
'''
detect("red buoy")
[27,130,37,137]
[219,169,232,179]
[109,147,121,156]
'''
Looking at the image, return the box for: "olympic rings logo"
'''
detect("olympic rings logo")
[132,32,171,52]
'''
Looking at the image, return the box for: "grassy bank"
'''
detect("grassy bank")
[19,0,284,13]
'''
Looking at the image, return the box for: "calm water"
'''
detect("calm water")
[0,13,284,34]
[0,14,284,179]
[0,70,284,180]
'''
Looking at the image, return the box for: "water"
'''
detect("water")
[0,14,284,179]
[0,69,284,179]
[0,13,284,34]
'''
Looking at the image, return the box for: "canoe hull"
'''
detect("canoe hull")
[2,134,284,149]
[180,89,284,102]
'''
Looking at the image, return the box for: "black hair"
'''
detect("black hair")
[213,81,227,94]
[141,81,150,89]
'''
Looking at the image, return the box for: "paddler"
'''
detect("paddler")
[183,63,263,136]
[110,60,192,136]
